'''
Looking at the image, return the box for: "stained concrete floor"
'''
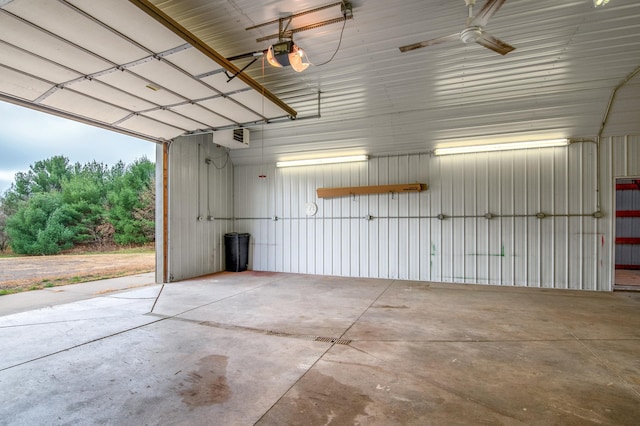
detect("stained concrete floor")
[1,272,639,425]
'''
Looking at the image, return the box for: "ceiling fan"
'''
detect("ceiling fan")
[399,0,515,55]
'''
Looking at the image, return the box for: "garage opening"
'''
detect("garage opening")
[614,177,640,290]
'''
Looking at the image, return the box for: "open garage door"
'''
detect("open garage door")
[0,0,295,143]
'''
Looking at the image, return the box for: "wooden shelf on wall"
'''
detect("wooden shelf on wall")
[317,183,427,199]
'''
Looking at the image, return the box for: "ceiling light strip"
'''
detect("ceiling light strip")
[277,155,368,168]
[433,139,570,156]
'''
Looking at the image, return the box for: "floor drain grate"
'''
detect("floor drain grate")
[315,336,352,345]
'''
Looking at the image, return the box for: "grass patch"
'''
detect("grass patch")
[0,253,21,259]
[0,250,155,296]
[1,244,154,258]
[67,245,155,256]
[0,268,154,297]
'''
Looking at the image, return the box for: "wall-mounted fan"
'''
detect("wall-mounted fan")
[399,0,514,55]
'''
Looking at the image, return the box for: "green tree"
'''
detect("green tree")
[2,156,72,215]
[107,158,155,245]
[0,201,8,252]
[61,161,112,246]
[30,156,71,193]
[5,192,81,255]
[132,176,156,242]
[2,156,155,253]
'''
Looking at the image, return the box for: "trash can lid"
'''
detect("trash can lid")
[225,232,250,237]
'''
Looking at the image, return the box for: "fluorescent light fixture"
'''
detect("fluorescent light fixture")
[433,139,570,156]
[276,155,368,168]
[593,0,610,7]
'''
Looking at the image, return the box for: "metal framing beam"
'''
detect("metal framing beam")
[162,142,169,283]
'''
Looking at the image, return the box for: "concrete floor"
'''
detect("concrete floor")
[1,272,639,425]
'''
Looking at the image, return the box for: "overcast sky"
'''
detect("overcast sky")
[0,102,157,196]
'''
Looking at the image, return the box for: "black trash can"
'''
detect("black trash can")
[224,232,250,272]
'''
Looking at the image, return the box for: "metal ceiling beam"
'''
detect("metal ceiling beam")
[246,2,344,31]
[256,16,353,43]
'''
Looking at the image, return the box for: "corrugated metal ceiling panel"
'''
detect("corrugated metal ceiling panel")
[144,0,640,163]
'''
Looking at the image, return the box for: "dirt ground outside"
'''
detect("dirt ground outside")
[0,252,155,294]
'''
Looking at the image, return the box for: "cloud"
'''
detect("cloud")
[0,170,19,195]
[0,104,88,143]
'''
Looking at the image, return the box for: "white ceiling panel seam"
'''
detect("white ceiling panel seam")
[0,58,190,134]
[152,54,272,121]
[0,38,81,79]
[142,107,214,129]
[140,102,239,127]
[4,6,216,110]
[111,111,186,132]
[59,0,157,56]
[0,8,118,71]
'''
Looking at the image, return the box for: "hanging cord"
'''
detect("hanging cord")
[307,14,347,67]
[259,56,267,179]
[209,148,231,170]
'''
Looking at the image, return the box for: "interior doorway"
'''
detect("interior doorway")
[614,178,640,290]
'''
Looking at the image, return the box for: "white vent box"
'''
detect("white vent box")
[213,128,250,149]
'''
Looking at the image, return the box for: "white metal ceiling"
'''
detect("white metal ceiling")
[0,0,296,142]
[147,0,640,164]
[1,0,639,164]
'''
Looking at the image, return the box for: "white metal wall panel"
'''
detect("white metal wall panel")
[234,141,621,290]
[611,135,640,177]
[167,133,233,281]
[234,164,275,271]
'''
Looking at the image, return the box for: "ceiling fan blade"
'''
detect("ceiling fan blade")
[399,33,459,53]
[476,32,515,55]
[471,0,508,28]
